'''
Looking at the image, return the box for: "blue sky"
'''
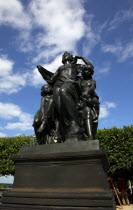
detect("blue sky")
[0,0,133,139]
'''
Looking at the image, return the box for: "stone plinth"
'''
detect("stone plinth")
[1,141,115,210]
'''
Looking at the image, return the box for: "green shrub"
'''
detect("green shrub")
[0,183,8,188]
[96,125,133,174]
[0,136,32,176]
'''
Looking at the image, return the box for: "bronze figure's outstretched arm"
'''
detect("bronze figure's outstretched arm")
[37,65,54,85]
[37,65,60,86]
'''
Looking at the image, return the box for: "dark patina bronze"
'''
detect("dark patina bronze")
[35,52,99,143]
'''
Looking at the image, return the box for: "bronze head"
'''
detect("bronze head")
[62,51,76,64]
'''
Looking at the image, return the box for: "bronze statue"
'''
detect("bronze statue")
[34,52,99,143]
[80,66,99,140]
[33,84,55,144]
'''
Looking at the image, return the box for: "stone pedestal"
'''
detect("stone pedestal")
[1,141,115,210]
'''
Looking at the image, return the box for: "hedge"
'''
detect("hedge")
[0,136,32,176]
[96,125,133,174]
[0,125,133,176]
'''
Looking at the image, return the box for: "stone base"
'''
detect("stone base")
[1,141,115,210]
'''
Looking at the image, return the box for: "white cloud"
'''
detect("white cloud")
[43,55,63,74]
[0,55,28,94]
[0,0,31,29]
[5,121,32,131]
[101,40,133,62]
[0,102,33,131]
[0,0,104,63]
[28,0,86,62]
[82,18,107,56]
[0,0,87,60]
[101,42,122,55]
[99,102,116,118]
[105,102,116,108]
[0,132,7,137]
[0,0,85,59]
[0,56,13,76]
[17,31,34,53]
[95,62,111,79]
[0,102,21,119]
[108,7,133,31]
[98,66,110,74]
[0,54,63,91]
[100,106,109,118]
[28,67,44,86]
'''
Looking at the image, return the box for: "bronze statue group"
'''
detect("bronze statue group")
[33,52,99,144]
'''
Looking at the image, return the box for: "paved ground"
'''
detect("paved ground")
[116,204,133,209]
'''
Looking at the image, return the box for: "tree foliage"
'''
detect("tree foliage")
[96,125,133,174]
[0,136,32,176]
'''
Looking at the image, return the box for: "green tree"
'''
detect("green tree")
[96,125,133,174]
[0,136,32,176]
